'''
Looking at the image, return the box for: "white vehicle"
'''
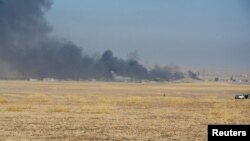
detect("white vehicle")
[235,94,249,99]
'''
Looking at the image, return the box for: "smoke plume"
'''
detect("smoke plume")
[0,0,184,81]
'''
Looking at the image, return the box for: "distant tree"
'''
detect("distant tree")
[230,76,235,82]
[214,77,219,82]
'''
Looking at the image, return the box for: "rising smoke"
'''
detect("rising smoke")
[0,0,184,81]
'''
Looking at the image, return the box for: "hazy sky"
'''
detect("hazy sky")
[47,0,250,71]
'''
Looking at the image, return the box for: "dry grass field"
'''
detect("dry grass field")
[0,80,249,141]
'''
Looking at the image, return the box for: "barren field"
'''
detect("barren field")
[0,80,249,141]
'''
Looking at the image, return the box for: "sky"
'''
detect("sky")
[46,0,250,72]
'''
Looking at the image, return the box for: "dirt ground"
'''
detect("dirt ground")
[0,80,249,141]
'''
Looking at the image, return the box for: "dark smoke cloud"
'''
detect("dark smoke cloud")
[0,0,184,81]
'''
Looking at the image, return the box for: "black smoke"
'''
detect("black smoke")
[187,70,200,80]
[0,0,184,81]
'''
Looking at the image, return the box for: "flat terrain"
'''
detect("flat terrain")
[0,80,249,141]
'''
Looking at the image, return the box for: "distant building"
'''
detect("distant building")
[28,78,38,82]
[43,78,57,82]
